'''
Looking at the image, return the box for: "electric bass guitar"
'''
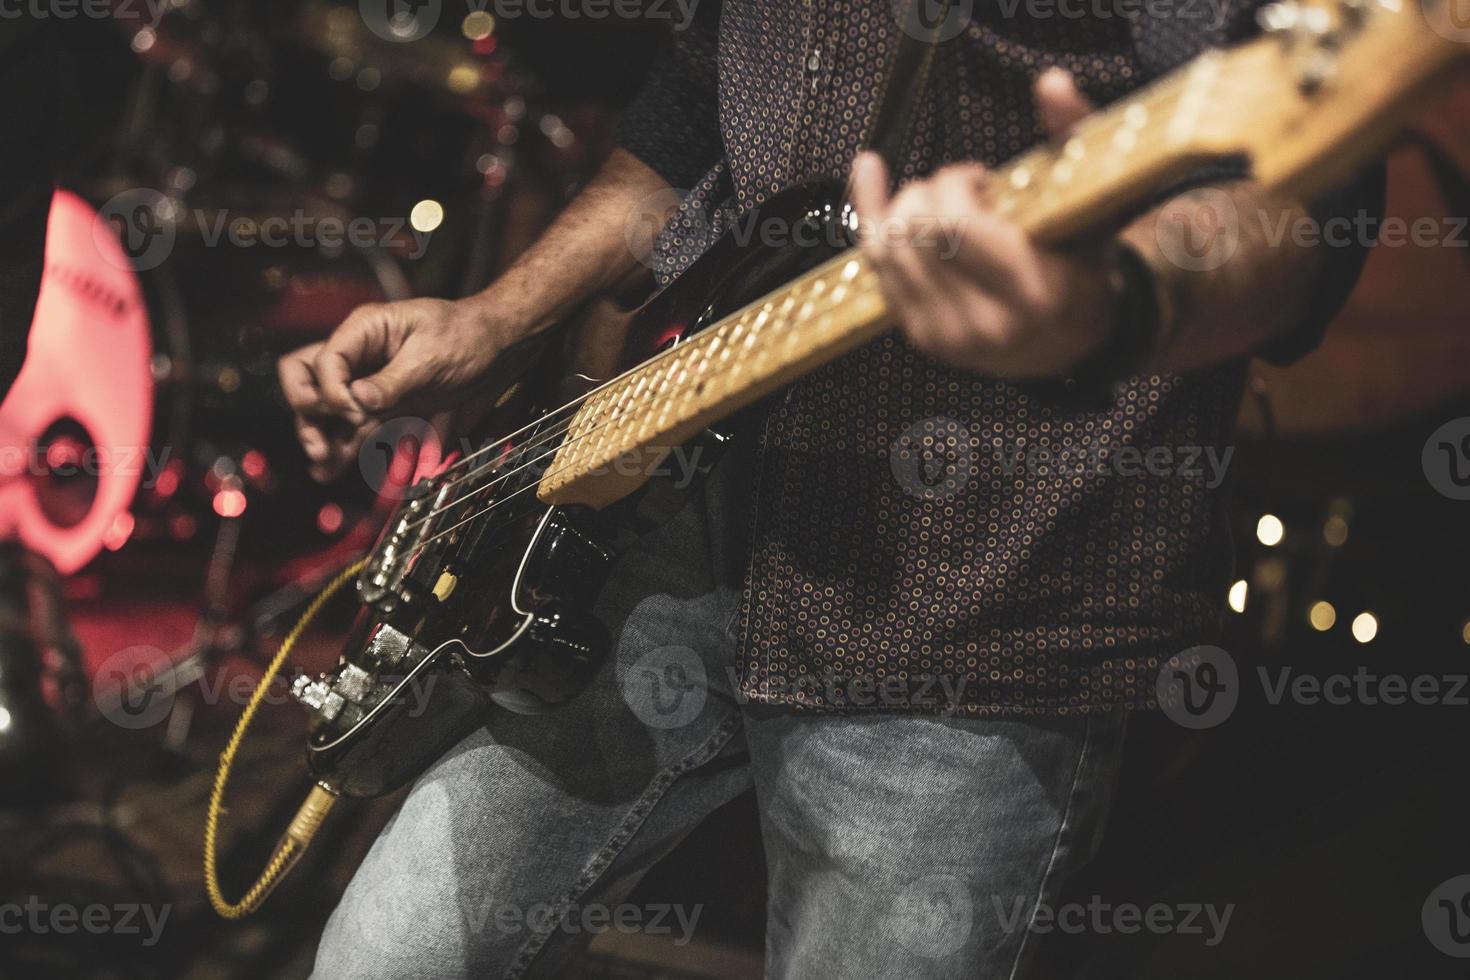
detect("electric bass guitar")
[290,0,1468,798]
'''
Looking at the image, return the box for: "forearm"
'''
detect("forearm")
[1123,182,1324,374]
[464,148,674,344]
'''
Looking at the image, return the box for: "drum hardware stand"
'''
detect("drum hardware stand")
[0,540,84,806]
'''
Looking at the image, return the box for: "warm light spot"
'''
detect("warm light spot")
[461,10,495,38]
[1351,612,1378,644]
[103,511,135,551]
[410,199,445,234]
[446,64,480,95]
[1462,619,1470,646]
[241,449,269,481]
[316,503,344,535]
[1227,579,1248,613]
[213,487,247,519]
[1256,514,1284,547]
[153,462,182,498]
[170,513,197,539]
[1308,601,1336,632]
[1323,514,1349,547]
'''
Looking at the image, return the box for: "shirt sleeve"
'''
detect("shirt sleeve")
[613,0,725,190]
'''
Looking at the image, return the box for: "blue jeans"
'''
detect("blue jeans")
[312,456,1127,980]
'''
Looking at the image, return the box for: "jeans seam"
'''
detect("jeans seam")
[735,416,770,688]
[1005,714,1098,980]
[503,709,744,978]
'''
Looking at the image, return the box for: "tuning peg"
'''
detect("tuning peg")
[1258,0,1334,38]
[1258,0,1301,33]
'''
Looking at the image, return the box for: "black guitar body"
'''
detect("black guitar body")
[295,180,855,798]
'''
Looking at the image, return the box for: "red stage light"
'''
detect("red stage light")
[316,502,344,535]
[241,449,269,482]
[153,461,182,498]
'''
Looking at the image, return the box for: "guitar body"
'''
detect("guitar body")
[296,180,854,798]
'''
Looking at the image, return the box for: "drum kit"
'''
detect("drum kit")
[0,0,594,787]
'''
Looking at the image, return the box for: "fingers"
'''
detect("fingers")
[314,302,409,422]
[278,342,324,415]
[349,338,432,415]
[304,417,377,484]
[860,177,976,355]
[278,321,384,482]
[279,342,334,464]
[1035,68,1093,139]
[849,151,892,244]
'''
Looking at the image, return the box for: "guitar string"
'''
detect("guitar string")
[390,290,810,539]
[403,73,1189,504]
[420,67,1193,496]
[392,402,657,540]
[396,248,873,534]
[384,77,1200,562]
[414,248,858,490]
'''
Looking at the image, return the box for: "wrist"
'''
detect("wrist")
[460,286,541,352]
[1062,241,1174,401]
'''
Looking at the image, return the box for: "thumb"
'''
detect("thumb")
[1035,68,1093,139]
[350,341,435,414]
[849,151,892,246]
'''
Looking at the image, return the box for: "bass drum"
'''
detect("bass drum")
[0,190,154,575]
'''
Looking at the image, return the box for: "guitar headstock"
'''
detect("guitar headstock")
[1183,0,1469,198]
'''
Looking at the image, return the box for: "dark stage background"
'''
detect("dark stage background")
[1,4,1468,978]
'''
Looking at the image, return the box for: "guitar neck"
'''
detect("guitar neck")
[538,1,1465,509]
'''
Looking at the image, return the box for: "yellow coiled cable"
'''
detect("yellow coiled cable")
[203,557,367,918]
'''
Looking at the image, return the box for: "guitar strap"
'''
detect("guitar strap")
[860,0,957,187]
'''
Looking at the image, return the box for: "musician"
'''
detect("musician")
[283,2,1380,976]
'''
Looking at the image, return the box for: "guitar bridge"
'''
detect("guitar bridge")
[290,624,436,732]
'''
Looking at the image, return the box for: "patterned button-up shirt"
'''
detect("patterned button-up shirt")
[616,0,1377,715]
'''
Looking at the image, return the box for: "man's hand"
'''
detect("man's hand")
[278,297,511,482]
[277,148,675,483]
[850,69,1118,379]
[853,68,1334,380]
